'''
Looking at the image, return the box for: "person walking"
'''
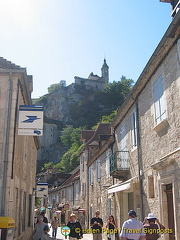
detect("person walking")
[41,211,48,224]
[90,210,103,240]
[34,216,37,228]
[67,214,83,240]
[33,215,50,240]
[106,215,117,240]
[120,210,146,240]
[143,213,165,240]
[51,216,59,239]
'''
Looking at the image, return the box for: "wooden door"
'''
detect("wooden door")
[165,184,175,240]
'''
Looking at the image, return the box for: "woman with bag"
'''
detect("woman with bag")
[106,215,117,240]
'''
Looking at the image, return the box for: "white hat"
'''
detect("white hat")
[147,213,156,219]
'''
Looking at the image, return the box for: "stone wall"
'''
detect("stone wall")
[75,77,105,90]
[87,149,116,228]
[0,70,38,240]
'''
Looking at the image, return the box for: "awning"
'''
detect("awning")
[78,209,85,212]
[72,206,81,211]
[108,176,138,194]
[55,210,62,214]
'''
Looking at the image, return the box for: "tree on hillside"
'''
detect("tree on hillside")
[56,126,84,172]
[69,76,134,129]
[60,125,74,148]
[48,83,61,93]
[96,76,133,110]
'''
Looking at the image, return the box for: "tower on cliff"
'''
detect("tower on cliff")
[101,59,109,84]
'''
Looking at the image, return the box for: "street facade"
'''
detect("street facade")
[0,5,179,240]
[0,58,39,239]
[46,11,180,240]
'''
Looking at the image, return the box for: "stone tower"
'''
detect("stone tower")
[101,59,109,84]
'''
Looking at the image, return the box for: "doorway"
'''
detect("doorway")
[164,184,175,240]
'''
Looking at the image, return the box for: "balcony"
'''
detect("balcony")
[110,151,130,180]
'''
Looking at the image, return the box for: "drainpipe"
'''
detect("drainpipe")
[135,100,144,221]
[87,147,90,227]
[72,181,75,207]
[0,72,13,216]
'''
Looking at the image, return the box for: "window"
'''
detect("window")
[89,165,94,185]
[153,75,166,124]
[121,125,127,168]
[82,154,85,172]
[106,149,110,178]
[148,175,155,198]
[81,183,86,197]
[75,181,79,200]
[131,110,137,148]
[97,159,101,182]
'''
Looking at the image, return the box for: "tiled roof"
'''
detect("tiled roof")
[0,57,23,70]
[85,123,111,146]
[81,130,95,142]
[47,172,71,185]
[69,165,80,175]
[61,166,80,186]
[89,141,99,146]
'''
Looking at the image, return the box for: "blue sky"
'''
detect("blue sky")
[0,0,172,98]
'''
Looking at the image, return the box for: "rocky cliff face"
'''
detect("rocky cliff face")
[35,82,99,170]
[37,83,84,124]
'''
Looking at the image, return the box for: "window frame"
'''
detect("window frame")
[97,158,101,182]
[153,74,166,125]
[89,165,94,186]
[106,149,110,178]
[130,110,137,149]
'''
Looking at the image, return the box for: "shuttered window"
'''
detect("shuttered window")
[153,75,166,124]
[131,110,137,148]
[89,165,94,185]
[106,149,110,178]
[121,125,127,168]
[97,159,101,182]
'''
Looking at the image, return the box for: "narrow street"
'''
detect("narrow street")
[0,2,179,240]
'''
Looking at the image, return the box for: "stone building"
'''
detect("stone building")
[74,59,109,90]
[108,10,180,240]
[36,117,65,171]
[79,123,120,228]
[48,166,82,225]
[0,57,39,239]
[78,9,180,240]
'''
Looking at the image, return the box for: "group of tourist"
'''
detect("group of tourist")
[89,210,165,240]
[33,210,165,240]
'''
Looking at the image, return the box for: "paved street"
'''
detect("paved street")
[48,226,93,240]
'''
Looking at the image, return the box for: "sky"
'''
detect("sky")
[0,0,172,98]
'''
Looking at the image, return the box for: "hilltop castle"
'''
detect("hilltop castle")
[74,59,109,90]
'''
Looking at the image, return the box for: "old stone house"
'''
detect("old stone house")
[0,57,39,240]
[108,10,180,240]
[48,166,82,225]
[79,123,121,229]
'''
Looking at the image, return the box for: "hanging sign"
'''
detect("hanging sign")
[18,105,43,136]
[36,183,48,198]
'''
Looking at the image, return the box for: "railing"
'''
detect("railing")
[110,151,130,174]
